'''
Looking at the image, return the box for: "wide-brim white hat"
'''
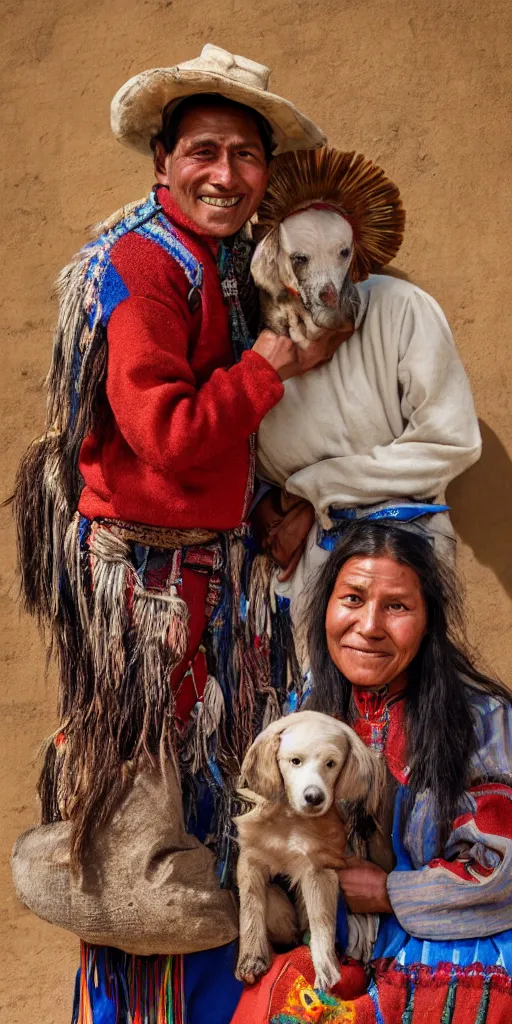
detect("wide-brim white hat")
[111,43,326,157]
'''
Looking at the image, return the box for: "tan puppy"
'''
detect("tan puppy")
[234,710,383,991]
[251,207,360,349]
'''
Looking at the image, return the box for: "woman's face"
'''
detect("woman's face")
[325,555,428,690]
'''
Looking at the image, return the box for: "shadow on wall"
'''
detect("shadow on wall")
[448,420,512,598]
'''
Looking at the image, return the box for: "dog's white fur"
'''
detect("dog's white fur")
[251,208,360,348]
[234,710,384,991]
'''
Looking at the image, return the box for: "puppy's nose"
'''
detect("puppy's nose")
[303,786,325,807]
[318,282,338,308]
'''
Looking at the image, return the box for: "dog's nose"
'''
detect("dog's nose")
[303,786,325,807]
[318,282,338,308]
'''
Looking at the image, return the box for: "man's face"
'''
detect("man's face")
[156,104,270,237]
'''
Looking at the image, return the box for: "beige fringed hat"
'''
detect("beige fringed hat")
[257,148,406,281]
[110,43,326,157]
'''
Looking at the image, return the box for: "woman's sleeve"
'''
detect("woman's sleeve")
[387,701,512,940]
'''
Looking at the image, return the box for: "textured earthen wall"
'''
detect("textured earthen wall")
[1,2,511,1020]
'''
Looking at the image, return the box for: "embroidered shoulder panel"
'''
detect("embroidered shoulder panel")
[79,192,202,331]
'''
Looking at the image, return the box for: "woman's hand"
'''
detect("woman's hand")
[337,857,393,914]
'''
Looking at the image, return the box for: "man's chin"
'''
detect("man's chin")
[194,201,247,237]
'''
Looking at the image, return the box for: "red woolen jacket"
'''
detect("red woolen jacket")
[78,187,284,529]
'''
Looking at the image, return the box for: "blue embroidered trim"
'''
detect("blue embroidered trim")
[83,192,160,330]
[367,978,386,1024]
[318,503,450,552]
[81,191,203,333]
[283,691,300,714]
[71,191,204,426]
[99,262,130,327]
[134,212,203,290]
[330,503,450,522]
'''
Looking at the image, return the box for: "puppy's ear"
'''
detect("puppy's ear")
[250,229,282,298]
[240,727,284,800]
[334,729,384,819]
[276,247,300,294]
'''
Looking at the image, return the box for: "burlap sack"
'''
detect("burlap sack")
[11,757,238,955]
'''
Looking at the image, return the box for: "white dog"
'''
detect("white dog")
[234,710,384,991]
[251,207,360,349]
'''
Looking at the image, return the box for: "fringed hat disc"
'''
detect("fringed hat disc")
[256,148,405,281]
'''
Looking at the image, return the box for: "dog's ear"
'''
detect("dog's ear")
[334,728,384,819]
[240,725,285,800]
[250,229,282,298]
[276,246,301,294]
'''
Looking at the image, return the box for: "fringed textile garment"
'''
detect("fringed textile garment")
[47,515,299,876]
[12,188,301,1023]
[231,690,512,1024]
[64,524,299,1023]
[72,944,244,1024]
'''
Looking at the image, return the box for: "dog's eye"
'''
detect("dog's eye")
[340,247,351,259]
[291,253,309,266]
[325,759,337,769]
[290,757,302,766]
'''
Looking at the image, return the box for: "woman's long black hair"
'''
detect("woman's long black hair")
[305,521,510,846]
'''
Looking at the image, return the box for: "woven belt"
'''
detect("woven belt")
[105,519,219,550]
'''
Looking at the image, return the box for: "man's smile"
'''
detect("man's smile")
[198,195,242,207]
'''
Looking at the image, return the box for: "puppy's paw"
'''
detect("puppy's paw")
[236,950,272,985]
[313,956,341,992]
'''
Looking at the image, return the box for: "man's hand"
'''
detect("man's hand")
[337,857,393,915]
[252,325,354,382]
[251,329,302,381]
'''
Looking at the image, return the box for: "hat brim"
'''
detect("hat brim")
[111,66,326,157]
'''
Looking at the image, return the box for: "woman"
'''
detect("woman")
[231,520,512,1023]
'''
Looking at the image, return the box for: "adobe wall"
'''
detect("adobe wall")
[1,2,510,1019]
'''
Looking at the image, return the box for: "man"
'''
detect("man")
[12,45,342,1024]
